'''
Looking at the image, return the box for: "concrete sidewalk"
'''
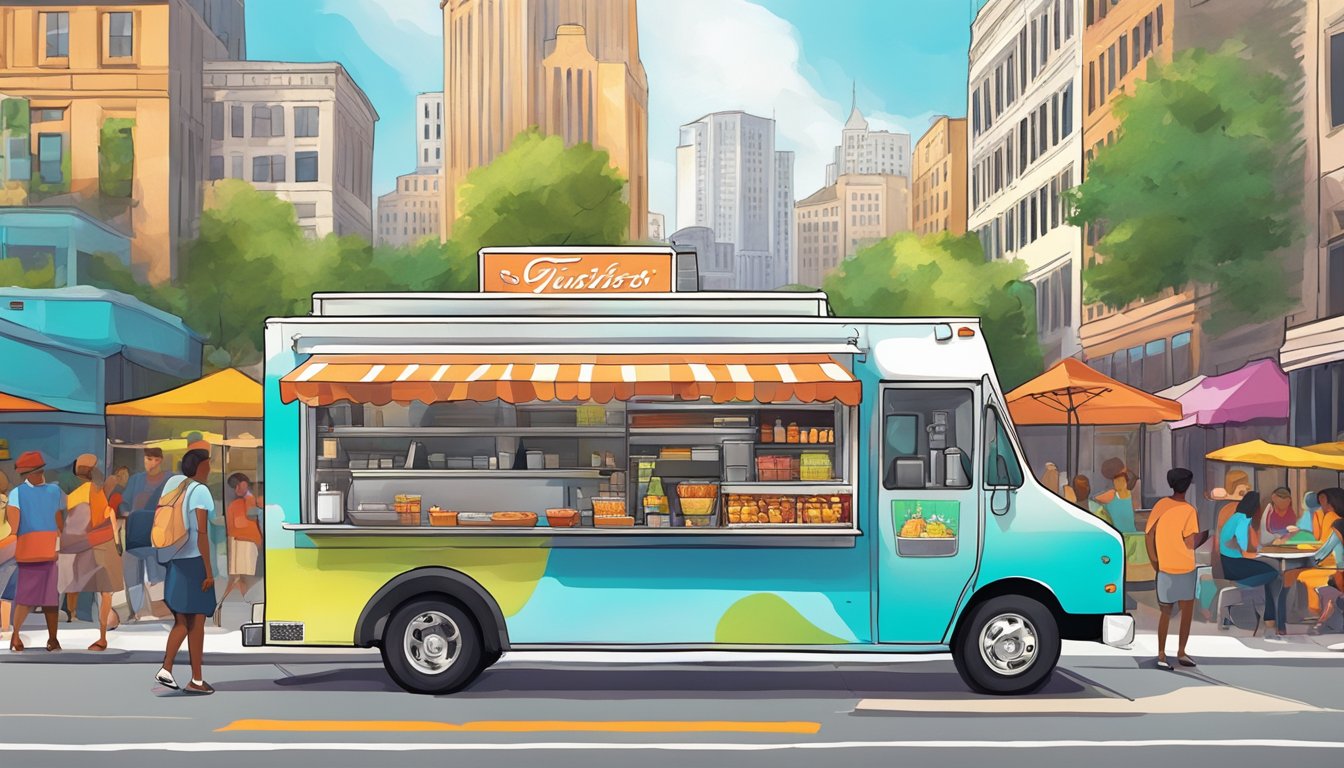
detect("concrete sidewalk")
[2,622,1340,665]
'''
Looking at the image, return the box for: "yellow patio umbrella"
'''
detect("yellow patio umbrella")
[1206,439,1344,471]
[1306,441,1344,457]
[106,368,262,419]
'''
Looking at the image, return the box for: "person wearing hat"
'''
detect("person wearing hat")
[6,450,66,652]
[66,454,125,651]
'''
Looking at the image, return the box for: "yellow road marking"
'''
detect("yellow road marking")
[218,719,822,735]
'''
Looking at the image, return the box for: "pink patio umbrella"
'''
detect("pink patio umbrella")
[1171,358,1289,429]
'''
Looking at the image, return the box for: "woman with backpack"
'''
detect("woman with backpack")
[154,449,216,695]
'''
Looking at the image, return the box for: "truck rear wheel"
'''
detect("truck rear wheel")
[952,595,1060,695]
[381,599,484,695]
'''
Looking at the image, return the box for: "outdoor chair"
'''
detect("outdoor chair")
[1215,584,1265,634]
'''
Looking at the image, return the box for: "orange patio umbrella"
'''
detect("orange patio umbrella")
[0,391,57,413]
[1007,358,1184,478]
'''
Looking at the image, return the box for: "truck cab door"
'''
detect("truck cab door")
[875,382,983,644]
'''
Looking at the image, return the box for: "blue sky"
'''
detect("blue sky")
[246,1,972,223]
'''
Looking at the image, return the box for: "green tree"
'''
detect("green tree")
[822,232,1043,389]
[1066,43,1303,334]
[452,130,629,269]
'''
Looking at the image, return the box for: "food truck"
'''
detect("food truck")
[247,246,1134,696]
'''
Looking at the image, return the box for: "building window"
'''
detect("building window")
[1062,83,1074,136]
[231,155,243,179]
[1157,5,1165,45]
[1119,34,1129,78]
[252,154,285,183]
[230,106,244,138]
[107,12,134,58]
[1332,33,1344,128]
[295,151,318,182]
[270,105,285,137]
[1107,43,1117,92]
[1088,62,1096,113]
[295,106,319,138]
[31,108,65,123]
[37,134,63,184]
[1171,332,1193,384]
[209,155,225,180]
[252,105,274,138]
[1143,339,1168,391]
[43,12,69,59]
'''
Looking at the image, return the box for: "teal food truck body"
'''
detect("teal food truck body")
[247,247,1133,696]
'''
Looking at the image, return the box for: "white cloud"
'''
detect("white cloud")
[639,0,929,224]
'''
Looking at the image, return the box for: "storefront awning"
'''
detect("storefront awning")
[279,354,861,407]
[1171,358,1288,429]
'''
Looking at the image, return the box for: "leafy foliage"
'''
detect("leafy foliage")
[822,232,1043,389]
[98,118,135,198]
[1066,44,1303,333]
[453,130,629,259]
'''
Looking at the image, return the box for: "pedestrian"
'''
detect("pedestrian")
[1040,463,1061,495]
[1094,458,1139,533]
[1145,468,1205,670]
[1219,491,1289,640]
[217,473,263,626]
[1307,488,1344,635]
[7,451,65,653]
[66,455,125,651]
[1262,487,1298,541]
[119,448,169,623]
[155,449,216,694]
[0,471,16,642]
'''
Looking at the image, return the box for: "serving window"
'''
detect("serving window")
[303,397,855,532]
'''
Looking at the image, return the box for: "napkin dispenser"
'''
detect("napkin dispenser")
[316,483,344,524]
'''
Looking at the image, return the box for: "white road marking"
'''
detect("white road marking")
[0,740,1341,752]
[856,686,1330,715]
[0,715,191,720]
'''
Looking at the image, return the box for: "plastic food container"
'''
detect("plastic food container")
[393,494,422,515]
[592,497,626,517]
[428,509,458,527]
[526,451,544,469]
[679,497,716,516]
[544,453,561,469]
[457,512,494,526]
[676,483,719,499]
[683,515,715,528]
[446,457,472,469]
[645,513,668,528]
[545,508,581,528]
[595,515,635,527]
[691,447,720,462]
[498,451,514,469]
[472,456,490,469]
[491,512,538,527]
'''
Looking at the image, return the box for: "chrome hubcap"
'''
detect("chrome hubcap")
[978,612,1038,676]
[403,610,461,676]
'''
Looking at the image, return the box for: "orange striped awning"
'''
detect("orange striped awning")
[279,354,861,407]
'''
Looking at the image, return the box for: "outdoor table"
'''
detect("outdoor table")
[1255,544,1319,575]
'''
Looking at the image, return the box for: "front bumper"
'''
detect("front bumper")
[241,623,264,647]
[1102,613,1135,648]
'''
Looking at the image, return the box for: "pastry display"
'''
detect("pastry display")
[545,508,580,528]
[428,507,458,527]
[491,511,538,527]
[726,494,851,526]
[595,515,635,527]
[592,497,627,517]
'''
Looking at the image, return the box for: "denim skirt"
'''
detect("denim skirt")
[164,556,217,616]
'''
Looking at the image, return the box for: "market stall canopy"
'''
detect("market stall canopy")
[1171,359,1288,428]
[0,390,57,413]
[107,368,262,419]
[280,354,862,407]
[1306,442,1344,457]
[1206,439,1344,471]
[1006,358,1183,426]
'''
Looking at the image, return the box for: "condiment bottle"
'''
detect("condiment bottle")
[787,422,800,443]
[773,419,785,443]
[760,422,773,443]
[808,427,818,444]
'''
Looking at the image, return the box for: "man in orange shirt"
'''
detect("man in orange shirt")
[1145,468,1205,670]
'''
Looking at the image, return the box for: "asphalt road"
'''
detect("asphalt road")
[1,653,1341,768]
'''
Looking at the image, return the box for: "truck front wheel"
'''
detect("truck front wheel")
[381,599,484,695]
[952,595,1060,695]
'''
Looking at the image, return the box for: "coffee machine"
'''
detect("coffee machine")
[927,411,949,487]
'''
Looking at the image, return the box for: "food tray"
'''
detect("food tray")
[545,508,581,528]
[683,515,715,528]
[457,512,494,526]
[347,509,400,526]
[676,483,719,499]
[492,512,538,527]
[592,497,626,517]
[595,515,635,527]
[428,510,458,527]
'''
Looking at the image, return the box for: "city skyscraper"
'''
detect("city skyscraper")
[440,0,648,240]
[675,111,792,290]
[416,91,444,173]
[825,88,911,185]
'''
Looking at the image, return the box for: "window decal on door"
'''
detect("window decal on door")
[894,500,959,557]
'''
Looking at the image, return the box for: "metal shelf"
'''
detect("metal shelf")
[753,443,837,450]
[721,483,852,495]
[350,469,609,480]
[325,427,625,437]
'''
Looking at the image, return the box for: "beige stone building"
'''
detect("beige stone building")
[204,61,378,241]
[794,173,910,289]
[376,171,441,247]
[911,116,967,237]
[440,0,648,240]
[0,0,245,284]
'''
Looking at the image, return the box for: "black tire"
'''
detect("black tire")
[380,599,484,695]
[952,595,1060,695]
[481,649,503,669]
